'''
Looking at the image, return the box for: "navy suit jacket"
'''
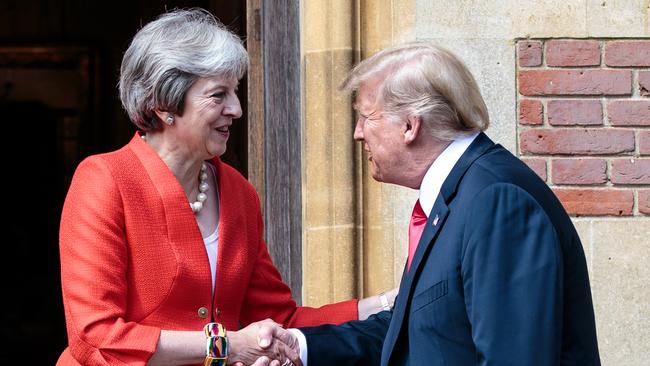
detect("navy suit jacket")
[301,133,600,365]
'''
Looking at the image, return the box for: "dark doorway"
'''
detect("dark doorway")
[0,1,247,363]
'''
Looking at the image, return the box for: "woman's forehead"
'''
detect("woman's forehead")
[193,75,239,92]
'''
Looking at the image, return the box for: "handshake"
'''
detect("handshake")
[227,319,303,366]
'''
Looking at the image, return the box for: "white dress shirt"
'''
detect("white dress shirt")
[203,163,221,294]
[418,132,479,216]
[203,227,219,293]
[290,132,479,365]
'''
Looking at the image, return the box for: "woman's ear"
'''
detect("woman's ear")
[153,110,175,126]
[404,115,422,144]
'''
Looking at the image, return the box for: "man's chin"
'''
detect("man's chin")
[371,169,403,186]
[369,168,385,183]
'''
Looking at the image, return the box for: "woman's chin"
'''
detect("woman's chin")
[210,147,227,158]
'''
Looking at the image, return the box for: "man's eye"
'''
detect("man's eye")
[357,112,371,121]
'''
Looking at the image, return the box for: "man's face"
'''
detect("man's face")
[353,78,406,185]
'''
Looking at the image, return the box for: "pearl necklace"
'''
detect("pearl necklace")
[191,163,209,213]
[141,133,208,214]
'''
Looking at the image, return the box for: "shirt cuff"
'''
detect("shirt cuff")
[288,328,308,366]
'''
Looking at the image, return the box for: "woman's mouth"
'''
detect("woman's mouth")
[214,126,230,138]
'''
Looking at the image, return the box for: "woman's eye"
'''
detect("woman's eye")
[211,92,226,100]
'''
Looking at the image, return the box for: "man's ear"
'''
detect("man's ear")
[404,115,423,144]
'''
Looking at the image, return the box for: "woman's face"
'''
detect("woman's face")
[173,74,242,159]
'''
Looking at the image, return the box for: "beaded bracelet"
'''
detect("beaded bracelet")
[204,322,228,366]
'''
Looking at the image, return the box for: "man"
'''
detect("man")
[257,42,600,366]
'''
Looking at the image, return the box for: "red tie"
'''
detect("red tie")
[407,200,427,271]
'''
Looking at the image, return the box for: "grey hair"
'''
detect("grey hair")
[119,8,248,130]
[341,42,489,141]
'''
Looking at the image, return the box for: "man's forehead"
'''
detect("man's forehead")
[354,82,379,110]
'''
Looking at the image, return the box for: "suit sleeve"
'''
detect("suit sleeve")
[59,157,159,365]
[238,197,358,328]
[462,183,563,365]
[300,310,391,366]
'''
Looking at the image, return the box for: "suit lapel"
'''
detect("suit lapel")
[381,196,450,366]
[381,133,496,365]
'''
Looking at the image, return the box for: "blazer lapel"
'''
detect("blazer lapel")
[128,133,212,291]
[210,158,248,307]
[381,133,496,365]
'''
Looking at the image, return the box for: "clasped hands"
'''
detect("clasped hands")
[228,319,302,366]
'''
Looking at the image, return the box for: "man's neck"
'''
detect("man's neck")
[407,139,453,189]
[417,132,481,215]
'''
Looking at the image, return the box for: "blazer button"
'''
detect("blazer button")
[198,307,209,319]
[214,308,221,317]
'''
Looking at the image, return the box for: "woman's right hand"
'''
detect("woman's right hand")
[229,319,302,366]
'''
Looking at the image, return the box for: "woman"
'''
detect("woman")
[57,8,396,366]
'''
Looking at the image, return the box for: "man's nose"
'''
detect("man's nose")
[353,119,364,141]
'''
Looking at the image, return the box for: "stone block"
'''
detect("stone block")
[414,0,587,39]
[303,50,357,228]
[591,220,650,365]
[586,0,650,37]
[304,226,357,306]
[302,0,354,52]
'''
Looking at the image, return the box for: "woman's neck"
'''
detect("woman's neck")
[143,132,205,200]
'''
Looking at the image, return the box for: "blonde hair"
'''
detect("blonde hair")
[342,42,489,141]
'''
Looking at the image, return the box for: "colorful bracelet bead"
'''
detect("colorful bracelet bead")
[204,355,228,366]
[206,335,228,358]
[204,322,227,337]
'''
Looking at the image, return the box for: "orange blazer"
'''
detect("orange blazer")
[57,133,357,365]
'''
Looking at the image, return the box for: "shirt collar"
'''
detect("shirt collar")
[418,132,479,217]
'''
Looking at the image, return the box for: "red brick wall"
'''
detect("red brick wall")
[517,39,650,217]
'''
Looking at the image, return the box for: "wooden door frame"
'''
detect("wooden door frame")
[247,0,302,303]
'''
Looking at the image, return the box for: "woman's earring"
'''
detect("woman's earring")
[165,115,174,125]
